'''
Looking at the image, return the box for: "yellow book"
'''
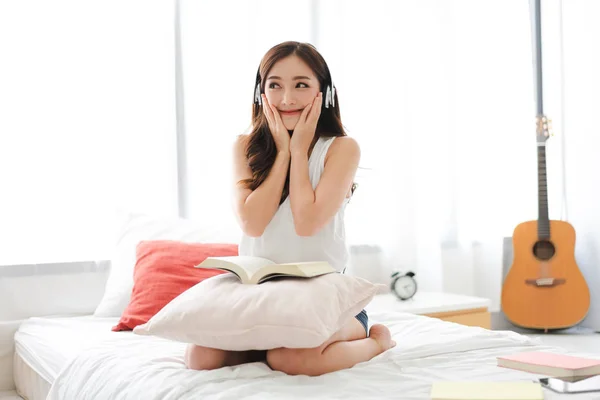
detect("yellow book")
[430,381,544,400]
[196,256,336,284]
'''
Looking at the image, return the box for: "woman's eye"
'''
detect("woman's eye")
[268,82,309,89]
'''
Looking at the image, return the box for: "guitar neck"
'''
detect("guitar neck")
[537,143,550,239]
[531,0,550,239]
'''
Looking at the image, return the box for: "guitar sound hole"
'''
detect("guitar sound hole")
[533,240,555,261]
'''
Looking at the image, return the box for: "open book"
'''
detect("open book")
[196,256,336,284]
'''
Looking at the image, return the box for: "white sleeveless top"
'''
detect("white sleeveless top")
[238,136,349,272]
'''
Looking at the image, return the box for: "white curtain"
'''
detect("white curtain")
[313,0,539,309]
[0,0,178,265]
[542,0,600,330]
[181,0,599,329]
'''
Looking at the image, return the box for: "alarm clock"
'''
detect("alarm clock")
[390,271,417,301]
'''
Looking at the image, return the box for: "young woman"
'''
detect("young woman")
[185,41,395,376]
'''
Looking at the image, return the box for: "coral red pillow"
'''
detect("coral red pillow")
[112,240,238,331]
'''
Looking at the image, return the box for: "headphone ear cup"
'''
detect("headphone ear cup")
[254,67,262,105]
[325,86,331,108]
[254,83,261,105]
[332,86,336,107]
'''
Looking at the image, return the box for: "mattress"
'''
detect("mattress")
[13,316,120,400]
[29,310,598,400]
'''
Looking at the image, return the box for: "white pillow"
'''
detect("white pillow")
[93,211,240,317]
[133,273,382,350]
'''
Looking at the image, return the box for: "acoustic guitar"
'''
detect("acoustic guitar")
[500,0,590,332]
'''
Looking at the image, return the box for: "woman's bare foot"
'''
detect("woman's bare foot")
[369,324,396,352]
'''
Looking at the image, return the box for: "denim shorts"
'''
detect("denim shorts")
[355,309,369,336]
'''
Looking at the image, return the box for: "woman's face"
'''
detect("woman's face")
[264,55,321,131]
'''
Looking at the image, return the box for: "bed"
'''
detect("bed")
[13,316,120,400]
[13,307,600,400]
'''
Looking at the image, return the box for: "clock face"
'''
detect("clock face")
[394,276,417,299]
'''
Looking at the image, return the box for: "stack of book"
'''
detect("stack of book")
[430,352,600,399]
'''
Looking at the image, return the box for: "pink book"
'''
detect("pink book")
[497,352,600,378]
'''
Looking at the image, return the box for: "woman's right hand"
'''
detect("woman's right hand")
[261,94,290,154]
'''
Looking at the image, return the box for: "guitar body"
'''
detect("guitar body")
[501,219,590,330]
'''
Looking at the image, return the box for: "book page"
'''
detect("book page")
[223,256,275,275]
[198,256,275,283]
[254,261,335,284]
[296,261,335,275]
[274,261,335,276]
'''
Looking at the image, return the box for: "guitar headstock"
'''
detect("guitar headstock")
[536,115,553,145]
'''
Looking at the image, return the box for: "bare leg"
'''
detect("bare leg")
[266,321,396,377]
[185,344,266,370]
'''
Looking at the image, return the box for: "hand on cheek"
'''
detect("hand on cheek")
[290,92,323,155]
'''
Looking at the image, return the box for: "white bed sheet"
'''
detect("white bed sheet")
[14,315,120,385]
[43,310,600,400]
[13,315,120,400]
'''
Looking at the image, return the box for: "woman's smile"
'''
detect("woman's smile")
[279,109,301,117]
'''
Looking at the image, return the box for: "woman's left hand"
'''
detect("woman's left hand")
[290,92,322,155]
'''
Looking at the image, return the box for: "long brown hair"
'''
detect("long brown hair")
[240,41,347,204]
